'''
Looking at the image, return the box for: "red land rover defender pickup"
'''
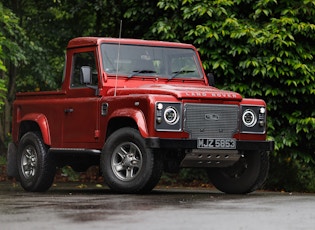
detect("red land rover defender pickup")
[7,37,274,194]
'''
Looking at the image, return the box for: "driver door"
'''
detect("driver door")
[62,50,101,147]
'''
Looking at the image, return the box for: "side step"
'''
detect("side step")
[49,148,101,155]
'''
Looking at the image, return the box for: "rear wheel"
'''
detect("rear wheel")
[101,128,163,193]
[207,151,269,194]
[17,132,56,192]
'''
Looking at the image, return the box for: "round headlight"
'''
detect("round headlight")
[242,109,257,127]
[164,106,179,125]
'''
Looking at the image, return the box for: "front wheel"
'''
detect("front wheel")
[17,132,56,192]
[101,128,163,194]
[207,151,269,194]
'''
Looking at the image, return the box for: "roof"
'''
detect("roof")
[67,37,195,49]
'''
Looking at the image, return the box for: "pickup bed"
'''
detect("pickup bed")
[7,37,274,194]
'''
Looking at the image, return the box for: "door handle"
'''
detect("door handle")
[64,108,74,113]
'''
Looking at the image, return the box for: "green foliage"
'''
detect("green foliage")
[0,2,25,108]
[61,166,80,182]
[153,0,315,191]
[266,155,315,192]
[1,0,315,191]
[2,0,162,92]
[0,3,26,66]
[160,169,209,186]
[0,155,5,165]
[0,78,5,109]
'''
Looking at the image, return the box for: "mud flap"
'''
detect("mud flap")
[6,143,19,179]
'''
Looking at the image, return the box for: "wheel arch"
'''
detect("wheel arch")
[19,113,51,145]
[106,109,148,139]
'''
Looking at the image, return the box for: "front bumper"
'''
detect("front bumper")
[146,138,274,151]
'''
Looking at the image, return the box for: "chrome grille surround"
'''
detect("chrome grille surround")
[183,104,239,139]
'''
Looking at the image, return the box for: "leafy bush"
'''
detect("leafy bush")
[266,155,315,192]
[160,169,209,187]
[0,156,6,165]
[153,0,315,191]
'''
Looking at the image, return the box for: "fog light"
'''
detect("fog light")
[156,117,162,124]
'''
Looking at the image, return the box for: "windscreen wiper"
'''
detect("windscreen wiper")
[128,70,156,79]
[168,70,195,81]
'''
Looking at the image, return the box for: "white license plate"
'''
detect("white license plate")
[197,138,236,149]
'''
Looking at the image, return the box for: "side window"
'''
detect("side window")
[71,52,98,88]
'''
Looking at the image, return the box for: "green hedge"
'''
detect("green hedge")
[152,0,315,192]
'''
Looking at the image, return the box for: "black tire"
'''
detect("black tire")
[17,132,56,192]
[207,151,269,194]
[101,127,163,194]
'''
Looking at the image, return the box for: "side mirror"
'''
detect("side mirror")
[80,66,92,84]
[207,73,215,86]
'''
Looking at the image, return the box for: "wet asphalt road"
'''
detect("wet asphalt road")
[0,182,315,230]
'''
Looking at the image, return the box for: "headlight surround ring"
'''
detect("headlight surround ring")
[164,106,179,125]
[242,109,257,128]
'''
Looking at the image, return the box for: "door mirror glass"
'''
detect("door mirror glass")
[80,66,92,84]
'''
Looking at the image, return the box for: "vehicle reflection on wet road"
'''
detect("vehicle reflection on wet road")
[0,182,314,230]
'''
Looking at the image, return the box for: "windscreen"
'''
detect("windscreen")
[101,43,203,80]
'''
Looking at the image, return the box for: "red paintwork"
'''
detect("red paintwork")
[67,37,197,49]
[18,113,51,145]
[11,37,267,150]
[107,84,243,101]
